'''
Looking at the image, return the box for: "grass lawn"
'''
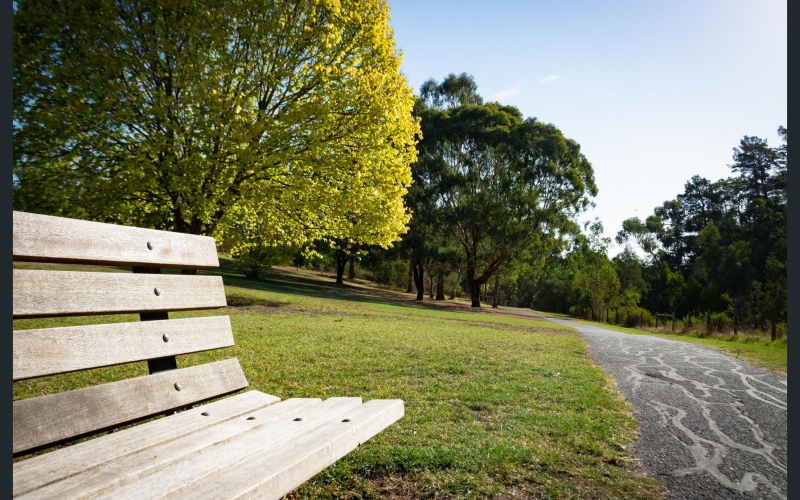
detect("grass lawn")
[533,311,787,375]
[13,263,664,499]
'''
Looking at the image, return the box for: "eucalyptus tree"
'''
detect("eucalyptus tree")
[418,72,483,110]
[416,101,596,307]
[14,0,419,255]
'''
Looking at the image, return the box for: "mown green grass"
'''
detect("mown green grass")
[535,311,787,374]
[13,264,664,499]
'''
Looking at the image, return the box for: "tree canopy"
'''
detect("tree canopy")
[412,75,597,306]
[13,0,419,252]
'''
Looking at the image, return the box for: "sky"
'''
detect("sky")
[387,0,787,256]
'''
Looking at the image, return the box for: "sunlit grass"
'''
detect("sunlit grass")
[13,265,663,499]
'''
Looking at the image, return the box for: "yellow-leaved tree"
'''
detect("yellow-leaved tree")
[13,0,419,256]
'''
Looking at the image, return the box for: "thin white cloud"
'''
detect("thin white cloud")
[491,79,527,101]
[492,88,520,100]
[539,74,560,84]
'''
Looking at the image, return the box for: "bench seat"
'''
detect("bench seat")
[14,392,403,499]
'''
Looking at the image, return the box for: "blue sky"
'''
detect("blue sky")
[388,0,787,255]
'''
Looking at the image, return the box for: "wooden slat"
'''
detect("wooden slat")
[89,398,366,500]
[103,399,404,500]
[13,358,248,455]
[178,399,405,500]
[13,390,281,498]
[14,316,235,381]
[13,270,227,318]
[15,397,322,500]
[13,211,219,269]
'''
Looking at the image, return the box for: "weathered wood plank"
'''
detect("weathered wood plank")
[132,267,177,374]
[172,399,405,500]
[14,316,234,381]
[13,359,248,455]
[13,211,219,269]
[100,400,403,499]
[15,397,321,500]
[13,270,226,318]
[89,398,366,500]
[13,390,280,498]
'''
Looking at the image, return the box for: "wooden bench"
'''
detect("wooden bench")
[12,210,404,499]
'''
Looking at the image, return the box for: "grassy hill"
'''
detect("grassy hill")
[13,262,664,499]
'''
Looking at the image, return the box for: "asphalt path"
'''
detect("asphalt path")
[509,308,787,499]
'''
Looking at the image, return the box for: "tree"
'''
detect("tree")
[659,262,686,314]
[415,94,596,307]
[330,239,366,285]
[613,245,648,299]
[14,0,419,252]
[227,215,295,279]
[418,72,483,110]
[568,221,619,319]
[615,216,661,260]
[730,136,780,200]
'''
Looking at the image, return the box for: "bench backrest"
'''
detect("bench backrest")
[12,211,247,456]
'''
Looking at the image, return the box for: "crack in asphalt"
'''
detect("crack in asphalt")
[507,309,787,500]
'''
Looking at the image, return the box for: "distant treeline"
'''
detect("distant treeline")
[227,74,788,339]
[360,111,786,338]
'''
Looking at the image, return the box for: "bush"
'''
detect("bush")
[366,258,408,289]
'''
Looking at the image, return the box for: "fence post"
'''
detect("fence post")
[707,310,711,335]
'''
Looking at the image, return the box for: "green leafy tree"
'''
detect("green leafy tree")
[660,262,686,314]
[418,72,483,110]
[615,129,786,332]
[615,216,661,260]
[612,245,649,300]
[568,221,619,319]
[14,0,419,253]
[415,80,596,307]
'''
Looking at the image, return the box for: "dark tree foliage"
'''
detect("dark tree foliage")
[612,128,787,335]
[418,72,483,110]
[510,128,785,338]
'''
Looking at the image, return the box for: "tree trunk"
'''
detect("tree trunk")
[449,268,462,300]
[435,273,445,300]
[469,280,481,307]
[413,264,425,301]
[491,273,500,308]
[427,269,435,298]
[347,257,356,280]
[407,261,414,293]
[467,266,482,308]
[335,250,347,284]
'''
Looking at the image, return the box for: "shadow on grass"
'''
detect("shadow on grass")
[202,263,450,313]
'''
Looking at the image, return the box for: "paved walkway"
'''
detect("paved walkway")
[510,309,787,499]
